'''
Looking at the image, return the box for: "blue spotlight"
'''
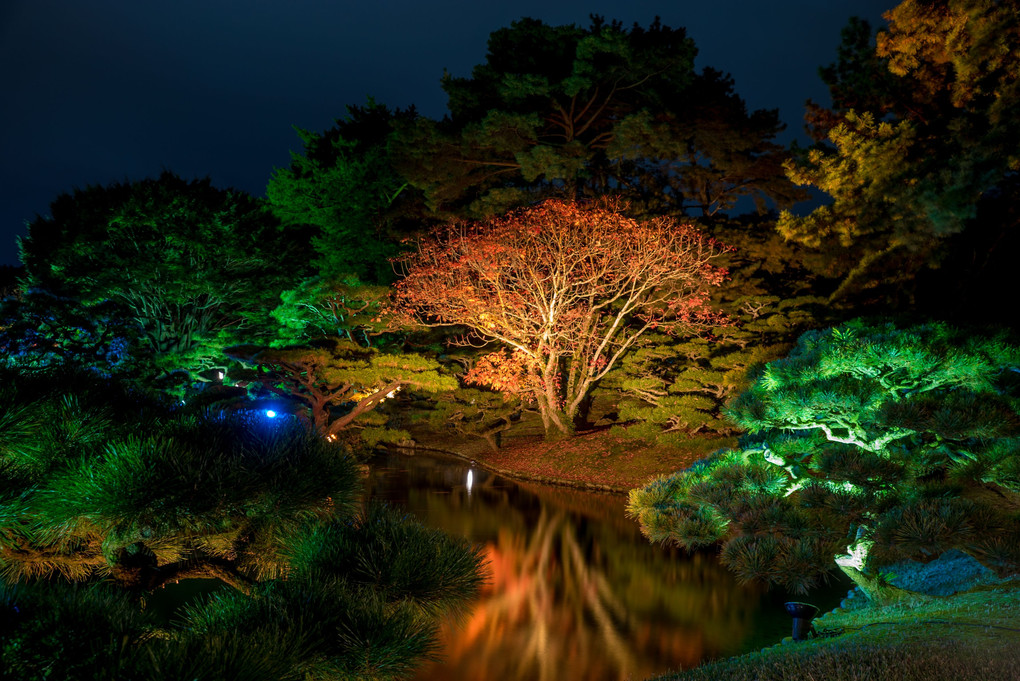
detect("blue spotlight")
[265,409,277,419]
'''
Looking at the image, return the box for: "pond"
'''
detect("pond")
[363,449,850,681]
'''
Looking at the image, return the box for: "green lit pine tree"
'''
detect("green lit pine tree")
[232,339,457,445]
[629,320,1020,603]
[17,172,306,392]
[232,275,457,447]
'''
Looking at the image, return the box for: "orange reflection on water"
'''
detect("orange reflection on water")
[365,455,765,681]
[414,508,716,681]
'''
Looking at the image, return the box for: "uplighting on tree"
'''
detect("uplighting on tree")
[394,198,729,436]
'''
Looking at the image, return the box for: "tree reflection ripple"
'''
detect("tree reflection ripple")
[365,451,800,681]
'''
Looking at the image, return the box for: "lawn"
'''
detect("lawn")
[655,582,1020,681]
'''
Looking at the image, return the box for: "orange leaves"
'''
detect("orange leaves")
[392,198,729,432]
[396,197,729,344]
[464,348,541,399]
[394,199,726,334]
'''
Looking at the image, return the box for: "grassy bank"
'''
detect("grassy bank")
[656,584,1020,681]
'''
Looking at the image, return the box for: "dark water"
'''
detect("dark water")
[364,450,850,681]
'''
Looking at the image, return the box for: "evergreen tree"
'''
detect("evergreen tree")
[267,101,420,284]
[600,217,833,448]
[231,339,457,443]
[780,0,1020,312]
[393,16,802,219]
[17,172,306,388]
[0,372,483,679]
[629,320,1020,603]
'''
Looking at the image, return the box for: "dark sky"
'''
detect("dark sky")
[0,0,894,266]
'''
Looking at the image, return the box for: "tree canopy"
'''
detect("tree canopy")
[393,199,728,435]
[17,172,305,384]
[391,16,802,219]
[267,101,419,284]
[780,0,1020,309]
[629,320,1020,601]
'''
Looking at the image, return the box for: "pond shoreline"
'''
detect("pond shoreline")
[384,441,634,494]
[661,583,1020,680]
[383,424,725,494]
[380,441,1020,681]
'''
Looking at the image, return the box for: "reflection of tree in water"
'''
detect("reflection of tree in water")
[368,454,763,681]
[469,509,636,681]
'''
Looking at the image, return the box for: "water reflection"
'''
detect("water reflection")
[365,450,844,681]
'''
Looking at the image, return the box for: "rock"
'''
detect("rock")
[886,549,1004,596]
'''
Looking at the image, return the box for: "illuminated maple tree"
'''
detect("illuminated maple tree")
[393,199,728,436]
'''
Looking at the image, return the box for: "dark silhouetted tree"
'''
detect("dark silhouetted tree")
[394,16,803,219]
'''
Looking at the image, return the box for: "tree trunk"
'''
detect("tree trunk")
[571,391,595,432]
[838,565,930,607]
[536,372,571,438]
[536,393,572,439]
[476,415,518,452]
[110,554,254,595]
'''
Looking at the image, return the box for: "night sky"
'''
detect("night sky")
[0,0,894,266]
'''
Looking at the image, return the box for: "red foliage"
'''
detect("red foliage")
[464,348,541,400]
[393,198,728,433]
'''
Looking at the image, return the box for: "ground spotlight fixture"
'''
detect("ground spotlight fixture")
[265,409,277,419]
[784,601,818,642]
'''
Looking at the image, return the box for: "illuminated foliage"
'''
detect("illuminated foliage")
[17,173,304,385]
[0,288,145,379]
[395,17,801,218]
[394,199,728,436]
[601,263,830,448]
[267,101,419,284]
[604,331,791,446]
[779,0,1020,308]
[233,340,457,441]
[0,374,358,588]
[630,321,1020,602]
[232,270,457,443]
[421,384,529,453]
[877,0,1020,109]
[594,216,833,447]
[269,275,393,347]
